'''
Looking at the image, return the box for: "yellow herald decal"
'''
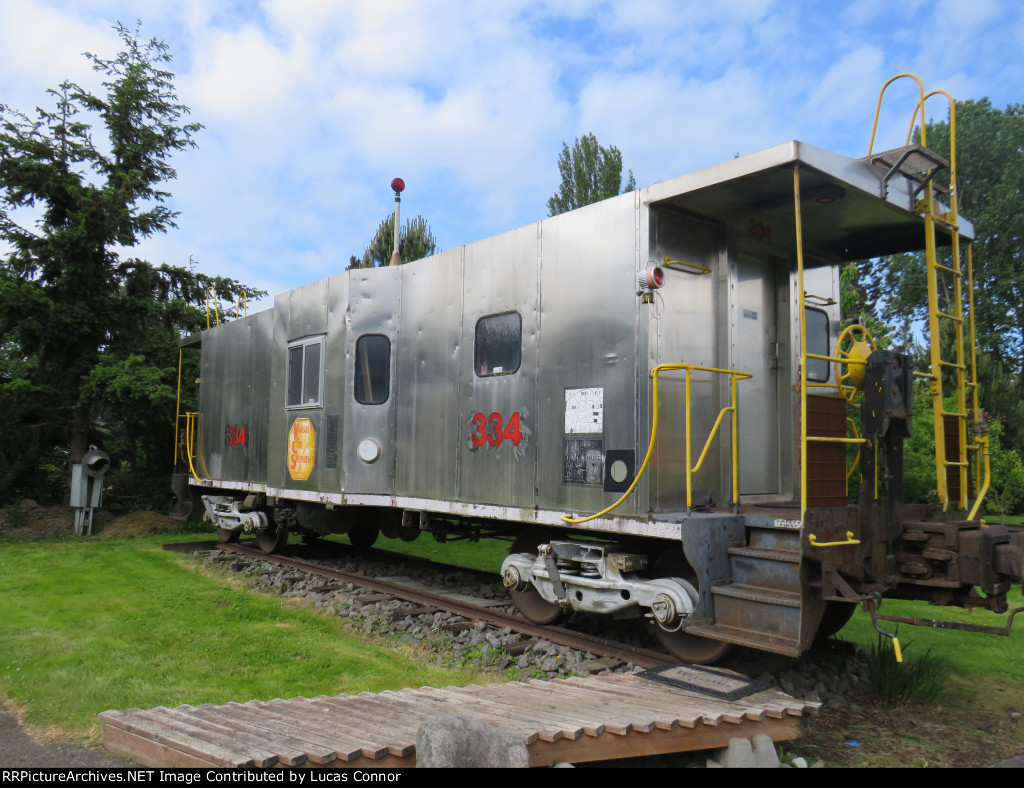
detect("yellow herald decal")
[287,418,316,481]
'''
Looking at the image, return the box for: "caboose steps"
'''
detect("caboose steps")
[726,547,802,593]
[689,522,805,654]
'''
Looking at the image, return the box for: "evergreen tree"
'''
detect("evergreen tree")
[0,23,260,505]
[352,214,438,268]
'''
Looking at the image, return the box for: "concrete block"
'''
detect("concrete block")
[752,733,780,768]
[416,715,529,768]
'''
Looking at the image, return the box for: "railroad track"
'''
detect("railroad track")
[173,539,680,669]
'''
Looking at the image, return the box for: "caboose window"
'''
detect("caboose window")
[475,312,522,377]
[354,334,391,405]
[805,307,830,383]
[286,336,324,407]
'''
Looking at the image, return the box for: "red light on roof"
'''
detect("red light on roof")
[391,177,405,193]
[653,267,665,287]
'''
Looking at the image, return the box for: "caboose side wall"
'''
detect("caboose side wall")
[193,140,895,532]
[395,247,464,502]
[267,278,330,494]
[196,309,274,487]
[533,195,645,518]
[458,223,543,509]
[646,208,726,510]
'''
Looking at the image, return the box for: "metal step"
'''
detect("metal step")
[711,583,801,607]
[726,548,802,593]
[728,545,800,563]
[710,583,802,643]
[865,143,949,200]
[683,624,801,658]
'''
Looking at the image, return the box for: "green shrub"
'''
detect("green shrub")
[865,634,953,705]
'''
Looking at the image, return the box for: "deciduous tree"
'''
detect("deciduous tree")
[546,133,635,216]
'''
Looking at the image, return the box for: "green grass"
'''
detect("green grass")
[366,531,511,573]
[0,536,496,739]
[834,585,1024,683]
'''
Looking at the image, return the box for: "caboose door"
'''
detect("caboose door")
[341,269,401,495]
[734,255,780,496]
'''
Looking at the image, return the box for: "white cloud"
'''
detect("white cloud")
[2,0,1020,299]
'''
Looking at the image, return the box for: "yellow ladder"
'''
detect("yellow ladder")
[867,74,982,513]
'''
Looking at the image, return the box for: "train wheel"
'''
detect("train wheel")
[647,549,732,665]
[348,524,379,549]
[507,530,563,625]
[257,512,289,554]
[216,527,240,544]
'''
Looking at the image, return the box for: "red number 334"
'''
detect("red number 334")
[471,411,522,447]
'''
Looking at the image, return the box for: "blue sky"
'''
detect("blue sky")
[2,0,1022,309]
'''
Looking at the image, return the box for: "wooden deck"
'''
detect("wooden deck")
[99,669,819,768]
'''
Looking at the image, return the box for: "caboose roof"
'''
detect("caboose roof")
[643,140,971,263]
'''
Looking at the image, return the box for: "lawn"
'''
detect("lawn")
[0,534,495,740]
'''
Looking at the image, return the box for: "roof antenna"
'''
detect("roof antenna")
[389,177,405,267]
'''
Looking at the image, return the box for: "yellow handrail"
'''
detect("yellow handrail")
[867,73,927,156]
[205,287,220,329]
[184,412,205,484]
[967,434,991,521]
[808,532,861,548]
[663,256,711,275]
[561,363,751,524]
[237,290,248,318]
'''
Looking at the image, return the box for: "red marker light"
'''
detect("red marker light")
[391,177,405,193]
[639,266,666,290]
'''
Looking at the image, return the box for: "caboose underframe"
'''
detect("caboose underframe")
[176,136,1023,663]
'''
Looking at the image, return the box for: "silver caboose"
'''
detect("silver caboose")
[176,80,1023,663]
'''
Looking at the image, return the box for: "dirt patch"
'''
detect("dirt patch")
[790,695,1024,767]
[98,511,182,539]
[0,502,186,542]
[0,500,79,540]
[0,704,131,768]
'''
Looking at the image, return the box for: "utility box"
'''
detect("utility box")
[71,447,109,535]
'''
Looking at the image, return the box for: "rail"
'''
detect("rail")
[562,363,751,524]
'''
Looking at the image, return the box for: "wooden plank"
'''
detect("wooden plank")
[530,678,709,726]
[375,688,540,746]
[585,674,807,722]
[586,677,759,724]
[183,705,314,766]
[222,701,375,762]
[191,704,339,765]
[448,679,606,736]
[393,687,556,743]
[99,667,819,769]
[99,709,257,768]
[101,724,222,768]
[525,716,804,767]
[558,677,729,727]
[124,708,274,767]
[305,697,419,754]
[150,706,303,767]
[513,680,692,732]
[247,700,392,759]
